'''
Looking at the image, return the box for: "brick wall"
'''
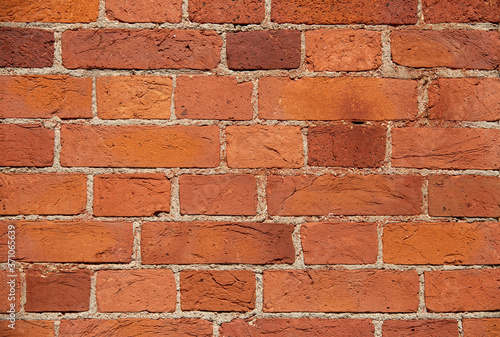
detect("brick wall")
[0,0,499,336]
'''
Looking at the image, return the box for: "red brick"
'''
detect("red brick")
[3,220,133,263]
[267,175,423,216]
[106,0,181,23]
[94,174,171,217]
[0,0,98,22]
[0,173,87,215]
[423,0,499,23]
[0,270,20,313]
[96,269,176,312]
[181,270,255,311]
[175,76,253,120]
[60,125,219,168]
[0,320,54,337]
[97,76,172,120]
[428,176,500,217]
[271,0,418,24]
[463,318,500,337]
[141,222,295,264]
[259,77,418,120]
[392,128,500,170]
[0,28,53,68]
[428,78,500,121]
[384,222,500,265]
[226,125,303,168]
[179,175,257,215]
[306,30,382,71]
[26,270,91,312]
[62,29,222,70]
[392,30,500,70]
[189,0,264,24]
[264,270,419,312]
[59,319,213,337]
[220,318,374,336]
[308,125,386,168]
[301,222,378,265]
[0,75,92,119]
[0,124,54,167]
[227,31,300,70]
[425,269,500,312]
[382,320,458,337]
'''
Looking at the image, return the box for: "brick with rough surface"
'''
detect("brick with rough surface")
[0,0,98,22]
[423,0,499,23]
[462,318,500,337]
[0,320,54,337]
[0,28,53,68]
[382,320,459,337]
[0,270,20,313]
[189,0,264,24]
[106,0,181,23]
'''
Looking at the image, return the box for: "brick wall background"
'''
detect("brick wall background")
[0,0,499,336]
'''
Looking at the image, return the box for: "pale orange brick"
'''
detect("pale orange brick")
[106,0,182,23]
[189,0,264,24]
[0,0,98,23]
[0,320,54,337]
[383,320,458,337]
[463,318,500,337]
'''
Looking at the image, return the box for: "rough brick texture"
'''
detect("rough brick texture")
[0,28,54,67]
[463,318,500,337]
[422,0,500,23]
[0,0,98,22]
[106,0,182,23]
[382,320,459,337]
[0,320,54,337]
[189,0,264,24]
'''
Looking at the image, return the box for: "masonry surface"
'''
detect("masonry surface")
[0,0,499,336]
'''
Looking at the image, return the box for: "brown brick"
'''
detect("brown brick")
[96,270,176,312]
[181,270,255,311]
[267,175,423,216]
[423,0,499,23]
[301,222,378,265]
[264,270,419,312]
[189,0,264,24]
[428,78,500,121]
[306,30,382,71]
[94,174,170,217]
[392,128,500,170]
[383,320,459,337]
[0,28,53,68]
[60,125,219,168]
[62,29,222,70]
[0,320,54,337]
[226,125,304,168]
[106,0,181,23]
[26,270,91,312]
[392,30,500,70]
[463,318,500,337]
[179,175,257,215]
[0,124,54,167]
[142,222,295,264]
[308,125,386,168]
[227,31,300,70]
[0,270,20,313]
[0,0,98,22]
[259,77,418,120]
[97,76,172,120]
[428,176,500,217]
[0,75,92,119]
[425,270,500,312]
[0,173,87,215]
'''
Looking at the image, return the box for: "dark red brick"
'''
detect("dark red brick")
[0,28,53,68]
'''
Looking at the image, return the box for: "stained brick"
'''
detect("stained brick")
[0,28,53,68]
[0,0,98,22]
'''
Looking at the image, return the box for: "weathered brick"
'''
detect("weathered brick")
[226,125,303,168]
[0,173,87,215]
[301,222,378,265]
[181,270,255,312]
[392,128,500,170]
[384,222,500,265]
[94,174,170,217]
[423,0,499,23]
[60,125,219,168]
[306,30,382,71]
[26,270,91,312]
[382,320,458,337]
[0,270,20,313]
[463,318,500,337]
[96,270,176,312]
[189,0,264,24]
[62,29,222,70]
[142,222,295,264]
[259,77,418,120]
[106,0,181,23]
[267,175,423,216]
[0,124,54,167]
[97,76,172,120]
[428,176,500,217]
[179,175,257,215]
[428,78,500,121]
[308,125,386,168]
[392,30,500,69]
[0,0,98,22]
[0,28,53,68]
[227,31,301,70]
[264,270,419,312]
[0,320,54,337]
[425,270,500,312]
[175,76,253,120]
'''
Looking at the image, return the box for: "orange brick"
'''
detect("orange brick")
[259,77,417,120]
[0,320,54,337]
[423,0,499,23]
[0,0,98,22]
[0,270,20,313]
[463,318,500,337]
[97,76,172,119]
[189,0,264,24]
[382,320,458,337]
[264,270,419,312]
[0,28,53,68]
[94,174,171,217]
[226,125,303,168]
[106,0,181,23]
